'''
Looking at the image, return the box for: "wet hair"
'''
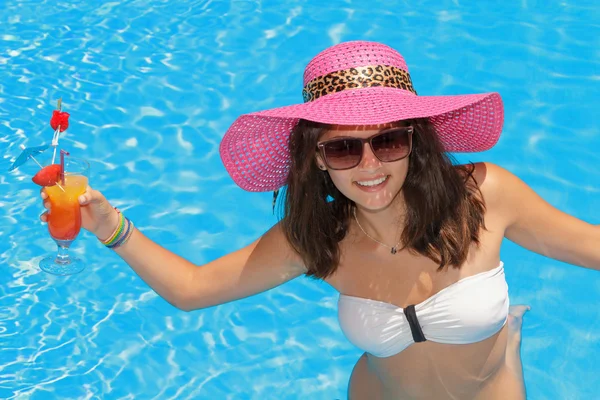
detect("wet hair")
[279,118,486,280]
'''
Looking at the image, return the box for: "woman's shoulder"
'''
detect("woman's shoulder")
[265,221,308,272]
[454,161,486,186]
[456,161,518,211]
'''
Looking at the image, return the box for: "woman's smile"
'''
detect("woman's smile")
[354,175,390,192]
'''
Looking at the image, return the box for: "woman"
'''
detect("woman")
[40,41,599,399]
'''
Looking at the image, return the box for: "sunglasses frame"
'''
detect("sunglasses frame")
[316,126,414,171]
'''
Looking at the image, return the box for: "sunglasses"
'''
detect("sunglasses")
[316,126,414,170]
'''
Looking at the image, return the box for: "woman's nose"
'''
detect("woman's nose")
[358,143,382,171]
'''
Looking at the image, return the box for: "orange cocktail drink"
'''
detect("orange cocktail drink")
[39,155,90,276]
[46,174,88,240]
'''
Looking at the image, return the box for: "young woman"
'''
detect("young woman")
[40,41,600,399]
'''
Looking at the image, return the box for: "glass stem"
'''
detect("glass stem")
[54,240,73,265]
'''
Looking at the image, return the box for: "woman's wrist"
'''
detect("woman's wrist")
[95,208,121,242]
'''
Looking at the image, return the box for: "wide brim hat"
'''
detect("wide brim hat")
[220,41,504,192]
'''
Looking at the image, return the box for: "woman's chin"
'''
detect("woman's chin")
[352,188,402,212]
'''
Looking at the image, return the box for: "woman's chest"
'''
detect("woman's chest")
[329,219,509,361]
[326,216,506,306]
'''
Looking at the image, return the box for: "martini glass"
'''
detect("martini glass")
[40,157,90,275]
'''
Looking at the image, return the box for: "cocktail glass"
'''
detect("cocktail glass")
[39,157,90,275]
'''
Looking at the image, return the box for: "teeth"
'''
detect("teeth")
[356,176,388,187]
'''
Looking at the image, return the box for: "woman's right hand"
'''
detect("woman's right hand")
[40,185,120,241]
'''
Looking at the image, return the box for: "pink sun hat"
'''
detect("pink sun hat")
[219,41,504,192]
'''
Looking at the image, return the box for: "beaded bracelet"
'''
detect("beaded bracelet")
[99,207,135,249]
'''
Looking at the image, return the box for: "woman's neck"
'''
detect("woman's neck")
[353,196,407,246]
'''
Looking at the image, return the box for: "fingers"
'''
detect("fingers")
[79,187,93,205]
[40,184,101,207]
[79,186,102,205]
[39,184,96,205]
[40,188,48,222]
[41,199,50,223]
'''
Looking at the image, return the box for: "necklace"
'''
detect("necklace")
[353,208,401,254]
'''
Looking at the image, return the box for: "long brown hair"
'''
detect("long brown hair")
[279,118,486,280]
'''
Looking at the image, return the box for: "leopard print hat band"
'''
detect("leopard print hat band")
[302,64,417,103]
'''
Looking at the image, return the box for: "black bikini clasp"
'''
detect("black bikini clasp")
[403,305,427,343]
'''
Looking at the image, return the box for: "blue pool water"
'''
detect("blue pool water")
[1,0,599,398]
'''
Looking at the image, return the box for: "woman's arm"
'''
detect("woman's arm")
[480,162,600,271]
[113,221,307,311]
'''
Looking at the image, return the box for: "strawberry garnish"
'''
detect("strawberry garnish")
[50,110,70,132]
[32,164,62,187]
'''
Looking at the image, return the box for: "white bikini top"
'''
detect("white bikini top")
[338,262,509,358]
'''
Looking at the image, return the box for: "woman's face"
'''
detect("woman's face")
[316,122,411,212]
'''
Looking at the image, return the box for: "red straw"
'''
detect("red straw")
[60,149,69,185]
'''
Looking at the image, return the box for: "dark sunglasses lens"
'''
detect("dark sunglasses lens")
[371,128,411,162]
[323,139,362,169]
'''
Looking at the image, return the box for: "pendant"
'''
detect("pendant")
[391,247,397,255]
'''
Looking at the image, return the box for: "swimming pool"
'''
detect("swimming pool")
[1,0,599,398]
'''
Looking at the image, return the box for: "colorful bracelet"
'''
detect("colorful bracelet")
[99,208,135,249]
